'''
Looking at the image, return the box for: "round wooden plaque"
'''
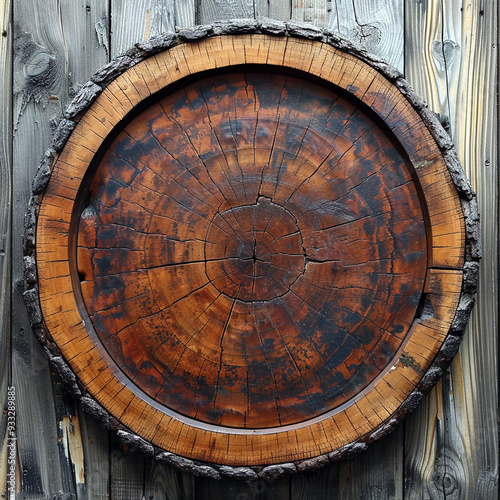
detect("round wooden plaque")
[28,23,478,476]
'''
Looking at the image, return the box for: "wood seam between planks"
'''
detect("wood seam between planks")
[22,18,481,480]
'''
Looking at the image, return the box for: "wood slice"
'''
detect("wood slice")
[31,28,474,471]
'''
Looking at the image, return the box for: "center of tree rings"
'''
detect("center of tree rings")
[205,197,306,302]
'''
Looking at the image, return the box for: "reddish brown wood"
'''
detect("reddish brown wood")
[77,72,427,429]
[33,34,469,468]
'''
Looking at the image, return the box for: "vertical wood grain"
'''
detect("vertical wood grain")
[195,475,290,500]
[144,460,196,500]
[12,0,109,496]
[291,0,329,26]
[0,0,12,497]
[329,0,404,72]
[110,436,148,498]
[254,0,291,20]
[404,1,498,498]
[111,0,195,58]
[198,0,255,24]
[78,408,110,499]
[338,428,404,500]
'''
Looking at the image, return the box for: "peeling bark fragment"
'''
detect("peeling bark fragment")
[23,255,36,287]
[399,391,423,415]
[91,55,137,87]
[286,21,324,40]
[463,197,482,260]
[52,119,76,151]
[259,463,297,480]
[135,33,178,55]
[439,335,462,361]
[444,149,474,199]
[117,430,154,456]
[32,151,54,194]
[369,418,399,442]
[178,24,213,41]
[213,18,259,35]
[463,261,480,293]
[23,287,42,325]
[257,17,287,35]
[296,454,330,472]
[419,365,443,392]
[80,397,118,429]
[50,356,82,398]
[218,466,259,481]
[23,195,38,254]
[156,452,221,479]
[64,81,102,118]
[329,441,368,462]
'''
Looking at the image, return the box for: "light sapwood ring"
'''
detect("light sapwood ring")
[27,22,479,475]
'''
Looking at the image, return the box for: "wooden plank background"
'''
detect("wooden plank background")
[1,0,497,498]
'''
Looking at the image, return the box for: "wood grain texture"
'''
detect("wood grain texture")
[195,474,290,499]
[111,0,190,58]
[77,71,427,429]
[110,436,146,498]
[254,0,291,20]
[404,1,498,498]
[35,33,466,468]
[198,0,255,24]
[78,407,110,499]
[144,460,196,500]
[291,0,329,26]
[329,0,404,72]
[0,1,12,497]
[12,0,109,497]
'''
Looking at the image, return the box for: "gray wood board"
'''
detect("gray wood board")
[404,1,498,498]
[0,0,12,495]
[11,0,109,497]
[329,0,404,72]
[111,0,195,58]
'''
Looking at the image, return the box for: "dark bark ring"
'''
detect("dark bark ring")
[26,22,479,475]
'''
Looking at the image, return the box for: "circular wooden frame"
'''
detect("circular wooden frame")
[26,22,478,476]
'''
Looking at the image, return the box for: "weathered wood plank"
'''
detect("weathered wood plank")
[144,460,196,500]
[110,436,146,498]
[52,374,80,499]
[290,423,404,499]
[404,2,498,498]
[291,0,329,27]
[111,0,196,58]
[255,0,291,20]
[196,474,290,500]
[12,0,109,496]
[78,407,110,499]
[0,1,12,497]
[198,0,255,24]
[12,4,70,489]
[329,0,404,72]
[338,428,404,500]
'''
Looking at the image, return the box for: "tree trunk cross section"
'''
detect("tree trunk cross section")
[77,72,426,430]
[32,32,472,469]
